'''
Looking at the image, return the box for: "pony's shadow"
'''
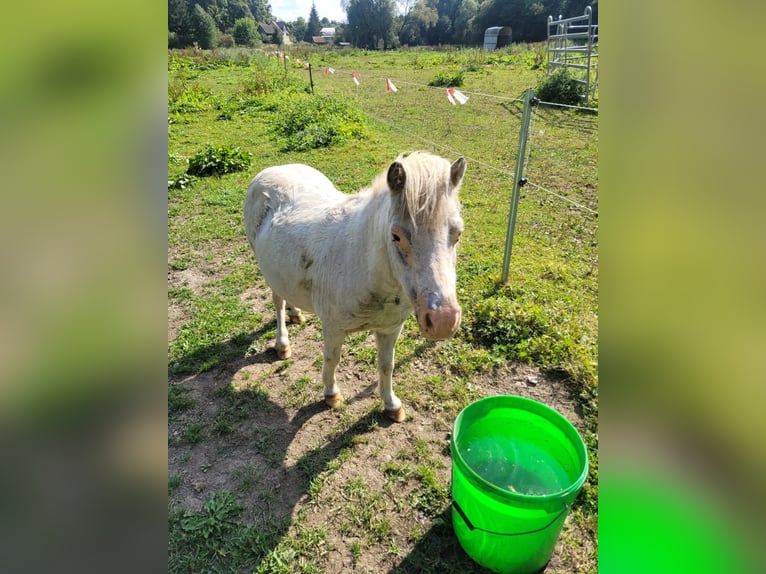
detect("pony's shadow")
[169,329,395,572]
[389,507,497,573]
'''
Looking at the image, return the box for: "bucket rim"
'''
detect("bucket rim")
[451,395,589,504]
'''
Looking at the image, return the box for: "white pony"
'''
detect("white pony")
[244,152,466,421]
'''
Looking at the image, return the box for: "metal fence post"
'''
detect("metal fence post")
[501,88,536,283]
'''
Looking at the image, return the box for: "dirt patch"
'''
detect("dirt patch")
[169,311,593,572]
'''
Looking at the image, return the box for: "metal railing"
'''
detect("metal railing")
[547,6,598,100]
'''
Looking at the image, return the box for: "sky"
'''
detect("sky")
[270,0,347,24]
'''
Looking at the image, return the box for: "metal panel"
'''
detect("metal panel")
[545,6,598,101]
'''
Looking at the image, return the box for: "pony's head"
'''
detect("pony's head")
[385,152,465,340]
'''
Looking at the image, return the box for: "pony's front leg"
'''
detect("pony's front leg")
[376,325,405,422]
[322,327,345,408]
[272,292,291,359]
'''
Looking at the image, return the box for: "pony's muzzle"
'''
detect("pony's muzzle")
[418,297,462,340]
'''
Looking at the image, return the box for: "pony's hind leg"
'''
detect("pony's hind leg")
[286,305,305,324]
[272,291,291,359]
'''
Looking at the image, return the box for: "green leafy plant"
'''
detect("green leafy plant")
[428,68,465,87]
[168,82,214,114]
[168,172,196,189]
[535,68,585,105]
[187,144,252,177]
[271,94,367,151]
[169,491,276,573]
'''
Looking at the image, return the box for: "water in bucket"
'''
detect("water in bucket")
[459,432,570,496]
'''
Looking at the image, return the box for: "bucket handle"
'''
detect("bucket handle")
[452,500,569,537]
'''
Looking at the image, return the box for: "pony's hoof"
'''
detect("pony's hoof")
[288,313,305,325]
[276,345,291,359]
[324,393,344,408]
[384,407,406,422]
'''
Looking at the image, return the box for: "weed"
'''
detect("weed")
[187,144,252,177]
[168,385,194,415]
[169,491,277,573]
[535,68,585,105]
[234,465,262,493]
[183,423,204,444]
[271,93,368,151]
[428,68,464,87]
[411,465,449,517]
[350,541,362,563]
[168,474,182,493]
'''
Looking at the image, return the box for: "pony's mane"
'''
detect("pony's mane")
[371,151,456,228]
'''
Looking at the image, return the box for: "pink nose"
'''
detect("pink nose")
[419,301,462,340]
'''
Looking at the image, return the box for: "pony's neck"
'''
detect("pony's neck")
[356,188,403,296]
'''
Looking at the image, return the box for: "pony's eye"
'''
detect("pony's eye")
[392,232,401,243]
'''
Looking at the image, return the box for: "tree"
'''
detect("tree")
[304,3,322,42]
[191,3,218,48]
[233,17,259,45]
[246,0,272,23]
[468,0,595,44]
[289,17,308,45]
[343,0,396,50]
[169,0,194,47]
[397,0,438,46]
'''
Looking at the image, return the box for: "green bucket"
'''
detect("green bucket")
[450,395,589,574]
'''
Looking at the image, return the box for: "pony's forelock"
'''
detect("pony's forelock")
[375,151,458,229]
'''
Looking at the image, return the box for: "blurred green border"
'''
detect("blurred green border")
[601,1,765,570]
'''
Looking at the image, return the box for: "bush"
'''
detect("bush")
[535,68,585,105]
[217,32,235,48]
[232,17,259,47]
[187,145,252,177]
[428,68,464,87]
[271,94,367,151]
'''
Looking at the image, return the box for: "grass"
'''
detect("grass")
[168,44,597,573]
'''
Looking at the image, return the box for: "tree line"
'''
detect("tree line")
[168,0,597,50]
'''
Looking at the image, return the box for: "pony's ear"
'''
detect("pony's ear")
[450,157,467,188]
[387,161,406,195]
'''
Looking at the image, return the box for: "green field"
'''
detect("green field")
[168,45,597,573]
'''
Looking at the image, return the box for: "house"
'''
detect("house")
[312,27,335,45]
[258,21,290,44]
[274,21,291,44]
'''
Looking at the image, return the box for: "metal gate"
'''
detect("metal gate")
[546,6,598,100]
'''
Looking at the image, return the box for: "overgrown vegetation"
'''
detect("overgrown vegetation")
[535,68,586,105]
[268,93,368,151]
[428,68,465,88]
[187,144,253,176]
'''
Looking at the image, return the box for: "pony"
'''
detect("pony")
[244,151,466,421]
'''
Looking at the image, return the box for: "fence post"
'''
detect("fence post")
[501,88,536,283]
[308,63,314,94]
